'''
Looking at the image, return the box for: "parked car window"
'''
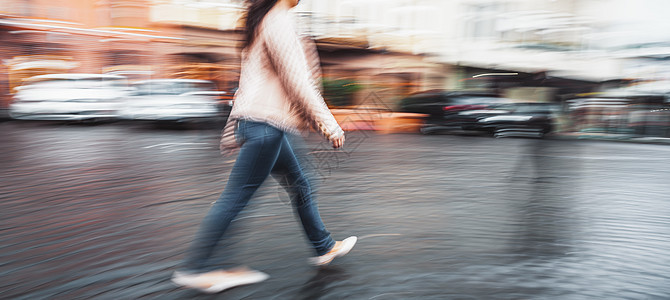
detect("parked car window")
[190,82,217,93]
[132,81,217,96]
[133,82,176,95]
[452,96,509,105]
[513,104,556,114]
[23,78,126,90]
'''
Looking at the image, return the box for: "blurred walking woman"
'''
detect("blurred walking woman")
[171,0,357,293]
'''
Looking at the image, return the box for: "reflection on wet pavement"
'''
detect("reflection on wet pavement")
[1,122,670,299]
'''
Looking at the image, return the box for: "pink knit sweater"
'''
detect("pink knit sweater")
[220,7,344,153]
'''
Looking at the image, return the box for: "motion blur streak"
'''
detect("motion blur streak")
[2,0,670,299]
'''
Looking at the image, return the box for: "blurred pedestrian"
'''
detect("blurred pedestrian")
[171,0,357,293]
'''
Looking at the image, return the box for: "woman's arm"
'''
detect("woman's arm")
[261,13,345,144]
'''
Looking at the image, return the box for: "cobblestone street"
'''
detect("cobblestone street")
[1,122,670,299]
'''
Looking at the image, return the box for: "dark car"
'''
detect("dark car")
[567,94,669,136]
[399,90,514,134]
[475,103,558,138]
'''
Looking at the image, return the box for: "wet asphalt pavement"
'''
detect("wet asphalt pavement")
[1,121,670,300]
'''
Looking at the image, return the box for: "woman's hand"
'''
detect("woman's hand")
[331,134,345,149]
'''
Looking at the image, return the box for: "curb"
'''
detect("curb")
[552,133,670,145]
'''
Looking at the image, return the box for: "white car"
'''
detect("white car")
[9,74,129,121]
[119,79,223,122]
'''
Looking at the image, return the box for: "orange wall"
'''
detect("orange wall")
[1,0,150,28]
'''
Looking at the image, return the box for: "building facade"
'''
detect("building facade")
[2,0,667,109]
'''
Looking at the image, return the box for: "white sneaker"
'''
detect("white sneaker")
[171,267,269,293]
[309,236,357,266]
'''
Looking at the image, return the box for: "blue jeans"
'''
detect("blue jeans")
[183,120,335,271]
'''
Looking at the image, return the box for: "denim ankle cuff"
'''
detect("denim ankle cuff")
[314,237,336,256]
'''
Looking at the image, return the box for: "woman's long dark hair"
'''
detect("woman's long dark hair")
[243,0,279,49]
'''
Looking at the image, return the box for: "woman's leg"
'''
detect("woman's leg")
[182,122,284,272]
[271,135,335,256]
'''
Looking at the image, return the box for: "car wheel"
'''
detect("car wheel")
[493,127,504,138]
[420,126,435,135]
